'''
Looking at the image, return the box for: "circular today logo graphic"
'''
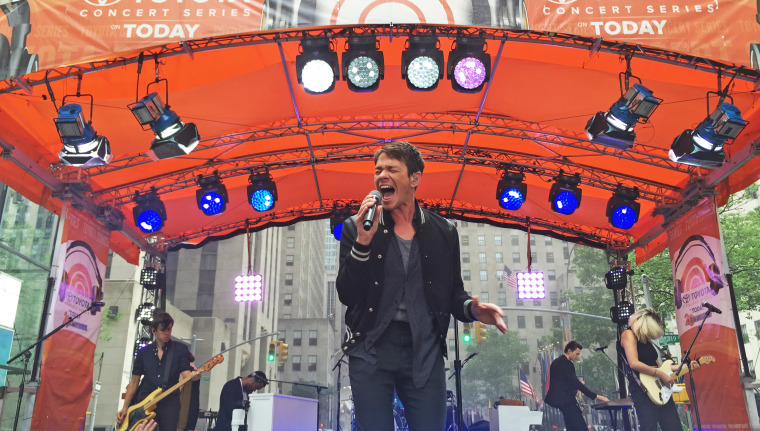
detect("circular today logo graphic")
[546,0,577,5]
[84,0,122,7]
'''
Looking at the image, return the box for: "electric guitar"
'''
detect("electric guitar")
[639,355,714,405]
[117,354,224,431]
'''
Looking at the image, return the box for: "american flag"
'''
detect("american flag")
[503,265,516,288]
[519,369,537,401]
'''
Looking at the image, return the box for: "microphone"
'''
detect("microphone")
[702,301,722,314]
[463,352,478,362]
[594,345,608,352]
[92,301,105,307]
[362,190,382,231]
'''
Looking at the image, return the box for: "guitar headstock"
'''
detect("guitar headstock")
[200,354,224,372]
[697,355,715,366]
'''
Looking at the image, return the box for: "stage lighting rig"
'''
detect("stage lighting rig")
[129,91,200,161]
[132,189,167,234]
[342,35,384,92]
[611,300,634,324]
[549,172,582,215]
[496,170,527,211]
[234,274,263,302]
[136,302,155,325]
[401,34,444,91]
[55,102,112,167]
[247,171,278,212]
[196,173,228,216]
[606,185,640,230]
[669,102,748,168]
[516,271,546,299]
[447,36,491,93]
[605,266,631,290]
[296,37,339,94]
[585,83,661,149]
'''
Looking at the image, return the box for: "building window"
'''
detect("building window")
[479,270,488,281]
[462,252,470,263]
[750,360,755,372]
[516,298,524,306]
[284,293,292,306]
[530,252,537,264]
[481,292,489,303]
[278,330,286,341]
[512,252,521,264]
[548,270,556,281]
[292,355,301,371]
[517,316,526,329]
[285,273,293,286]
[755,320,760,339]
[477,235,486,246]
[460,221,469,227]
[511,235,519,246]
[478,252,487,264]
[309,330,318,346]
[546,252,554,263]
[461,235,469,246]
[535,316,543,328]
[308,355,317,371]
[496,270,504,280]
[286,255,294,266]
[494,235,502,246]
[530,234,536,246]
[742,324,749,343]
[533,300,542,307]
[283,314,291,319]
[477,223,485,227]
[463,270,471,281]
[449,339,455,349]
[286,237,295,248]
[293,330,302,346]
[495,252,503,264]
[520,338,528,345]
[544,237,552,245]
[552,316,561,328]
[498,291,507,307]
[575,286,583,294]
[550,291,558,306]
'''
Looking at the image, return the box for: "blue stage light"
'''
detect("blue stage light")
[196,174,228,216]
[606,185,640,229]
[247,172,278,212]
[132,190,166,234]
[669,102,748,168]
[55,103,112,166]
[549,173,582,215]
[496,171,527,211]
[129,92,200,160]
[585,83,661,150]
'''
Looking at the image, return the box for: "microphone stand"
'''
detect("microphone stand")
[675,309,712,431]
[452,322,464,431]
[5,300,103,431]
[332,355,347,431]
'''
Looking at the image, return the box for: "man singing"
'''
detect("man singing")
[337,141,507,431]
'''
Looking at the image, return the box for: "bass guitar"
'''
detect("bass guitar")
[117,354,224,431]
[639,355,714,405]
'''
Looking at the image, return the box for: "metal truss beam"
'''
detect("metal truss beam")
[2,24,757,95]
[165,199,631,251]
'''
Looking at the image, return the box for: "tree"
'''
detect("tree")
[455,327,529,410]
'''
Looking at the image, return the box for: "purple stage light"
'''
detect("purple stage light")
[235,274,263,302]
[453,57,486,90]
[516,271,545,299]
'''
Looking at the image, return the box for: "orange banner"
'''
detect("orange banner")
[667,197,750,430]
[31,202,110,431]
[1,0,757,76]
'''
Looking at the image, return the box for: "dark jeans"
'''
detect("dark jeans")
[557,402,589,431]
[349,321,446,431]
[630,385,681,431]
[154,393,181,431]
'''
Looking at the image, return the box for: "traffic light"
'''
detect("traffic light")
[462,323,472,343]
[474,321,487,343]
[267,340,277,362]
[278,341,289,362]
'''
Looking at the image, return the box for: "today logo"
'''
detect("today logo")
[84,0,122,6]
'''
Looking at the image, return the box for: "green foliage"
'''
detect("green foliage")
[455,327,529,409]
[97,308,122,342]
[719,211,760,311]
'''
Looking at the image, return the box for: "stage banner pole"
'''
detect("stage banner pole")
[30,202,110,431]
[667,197,750,430]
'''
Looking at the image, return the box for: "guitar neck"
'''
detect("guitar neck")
[145,370,199,409]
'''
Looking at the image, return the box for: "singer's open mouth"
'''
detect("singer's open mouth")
[379,185,395,201]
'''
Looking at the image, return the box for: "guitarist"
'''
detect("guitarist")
[621,308,700,431]
[116,311,194,430]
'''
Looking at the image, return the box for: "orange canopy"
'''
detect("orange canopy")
[0,25,758,264]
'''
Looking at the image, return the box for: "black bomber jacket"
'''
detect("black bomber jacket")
[336,201,474,357]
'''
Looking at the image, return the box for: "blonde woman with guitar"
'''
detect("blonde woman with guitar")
[621,308,701,431]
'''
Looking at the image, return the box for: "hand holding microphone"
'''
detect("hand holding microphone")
[362,190,382,231]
